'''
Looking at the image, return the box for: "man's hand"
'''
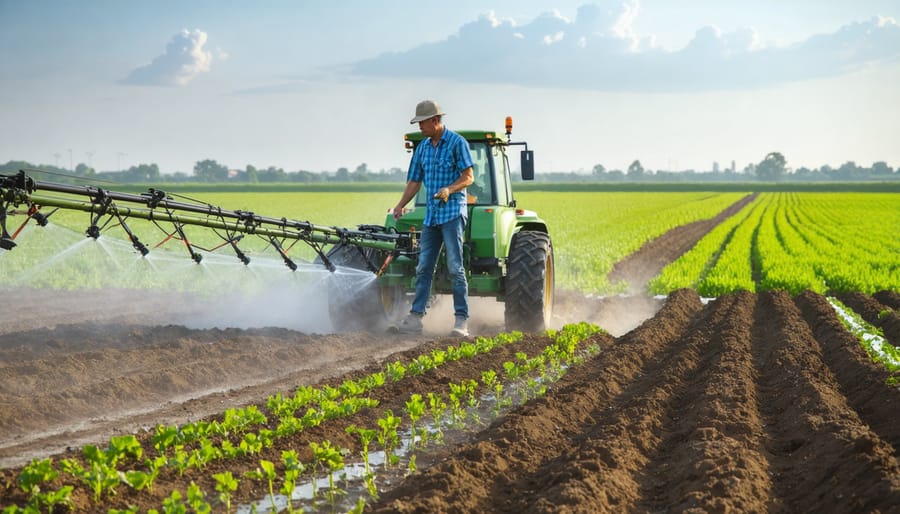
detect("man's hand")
[433,187,450,202]
[392,206,404,220]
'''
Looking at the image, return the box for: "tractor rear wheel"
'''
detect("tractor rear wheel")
[320,244,407,332]
[504,230,554,332]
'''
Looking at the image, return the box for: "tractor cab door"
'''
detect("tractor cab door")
[466,142,495,206]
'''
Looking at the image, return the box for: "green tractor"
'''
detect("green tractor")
[324,118,555,333]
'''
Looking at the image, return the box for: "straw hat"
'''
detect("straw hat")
[410,100,445,124]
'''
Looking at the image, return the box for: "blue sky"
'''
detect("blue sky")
[1,0,899,175]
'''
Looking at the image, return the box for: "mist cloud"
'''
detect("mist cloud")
[122,29,213,86]
[349,2,900,92]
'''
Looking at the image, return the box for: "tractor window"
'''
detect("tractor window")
[413,142,496,206]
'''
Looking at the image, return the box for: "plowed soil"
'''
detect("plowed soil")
[372,289,900,513]
[2,191,899,512]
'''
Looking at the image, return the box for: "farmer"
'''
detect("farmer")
[392,99,474,336]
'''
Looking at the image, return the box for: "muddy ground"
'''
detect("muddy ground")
[1,195,898,512]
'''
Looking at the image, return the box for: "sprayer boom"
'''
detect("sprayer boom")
[0,170,417,270]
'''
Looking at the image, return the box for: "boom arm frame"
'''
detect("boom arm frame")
[0,170,418,271]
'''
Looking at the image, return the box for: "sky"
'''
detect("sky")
[1,0,899,175]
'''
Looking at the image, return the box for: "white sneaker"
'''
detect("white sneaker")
[451,316,469,337]
[398,313,424,334]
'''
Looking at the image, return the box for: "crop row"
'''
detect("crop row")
[1,323,603,513]
[650,192,899,295]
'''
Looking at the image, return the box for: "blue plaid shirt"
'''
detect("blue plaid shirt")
[407,127,474,226]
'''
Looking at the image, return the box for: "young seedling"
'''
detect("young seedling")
[212,471,239,514]
[244,459,278,513]
[61,446,121,503]
[310,440,346,507]
[385,361,406,382]
[448,382,468,428]
[407,454,417,477]
[186,481,211,514]
[481,370,504,417]
[427,393,447,444]
[16,458,73,513]
[17,458,57,498]
[280,449,305,514]
[124,455,167,493]
[405,394,426,450]
[376,411,402,468]
[161,488,187,513]
[107,435,143,466]
[346,425,377,476]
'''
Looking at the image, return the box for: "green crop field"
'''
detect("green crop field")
[516,192,750,292]
[649,192,899,295]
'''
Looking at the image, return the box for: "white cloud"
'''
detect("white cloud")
[347,2,900,92]
[122,29,213,86]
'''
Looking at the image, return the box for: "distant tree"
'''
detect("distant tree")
[871,161,893,176]
[627,160,645,178]
[119,163,160,182]
[257,166,286,182]
[245,165,259,183]
[193,159,228,182]
[755,152,787,181]
[794,166,814,180]
[592,164,606,176]
[835,161,860,180]
[75,163,95,176]
[333,167,350,182]
[291,170,323,183]
[607,169,625,181]
[352,163,370,182]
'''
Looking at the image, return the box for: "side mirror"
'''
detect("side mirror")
[520,150,534,181]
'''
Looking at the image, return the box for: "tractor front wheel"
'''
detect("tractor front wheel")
[504,230,554,332]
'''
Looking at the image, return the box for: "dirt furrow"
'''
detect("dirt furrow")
[499,292,721,512]
[752,291,900,513]
[516,291,754,513]
[874,291,900,310]
[794,291,900,449]
[636,291,771,513]
[370,289,703,513]
[835,291,900,347]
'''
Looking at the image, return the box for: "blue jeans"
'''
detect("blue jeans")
[411,215,468,319]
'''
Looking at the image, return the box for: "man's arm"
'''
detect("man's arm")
[393,180,422,219]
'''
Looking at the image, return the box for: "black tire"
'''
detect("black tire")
[504,230,555,332]
[319,244,408,332]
